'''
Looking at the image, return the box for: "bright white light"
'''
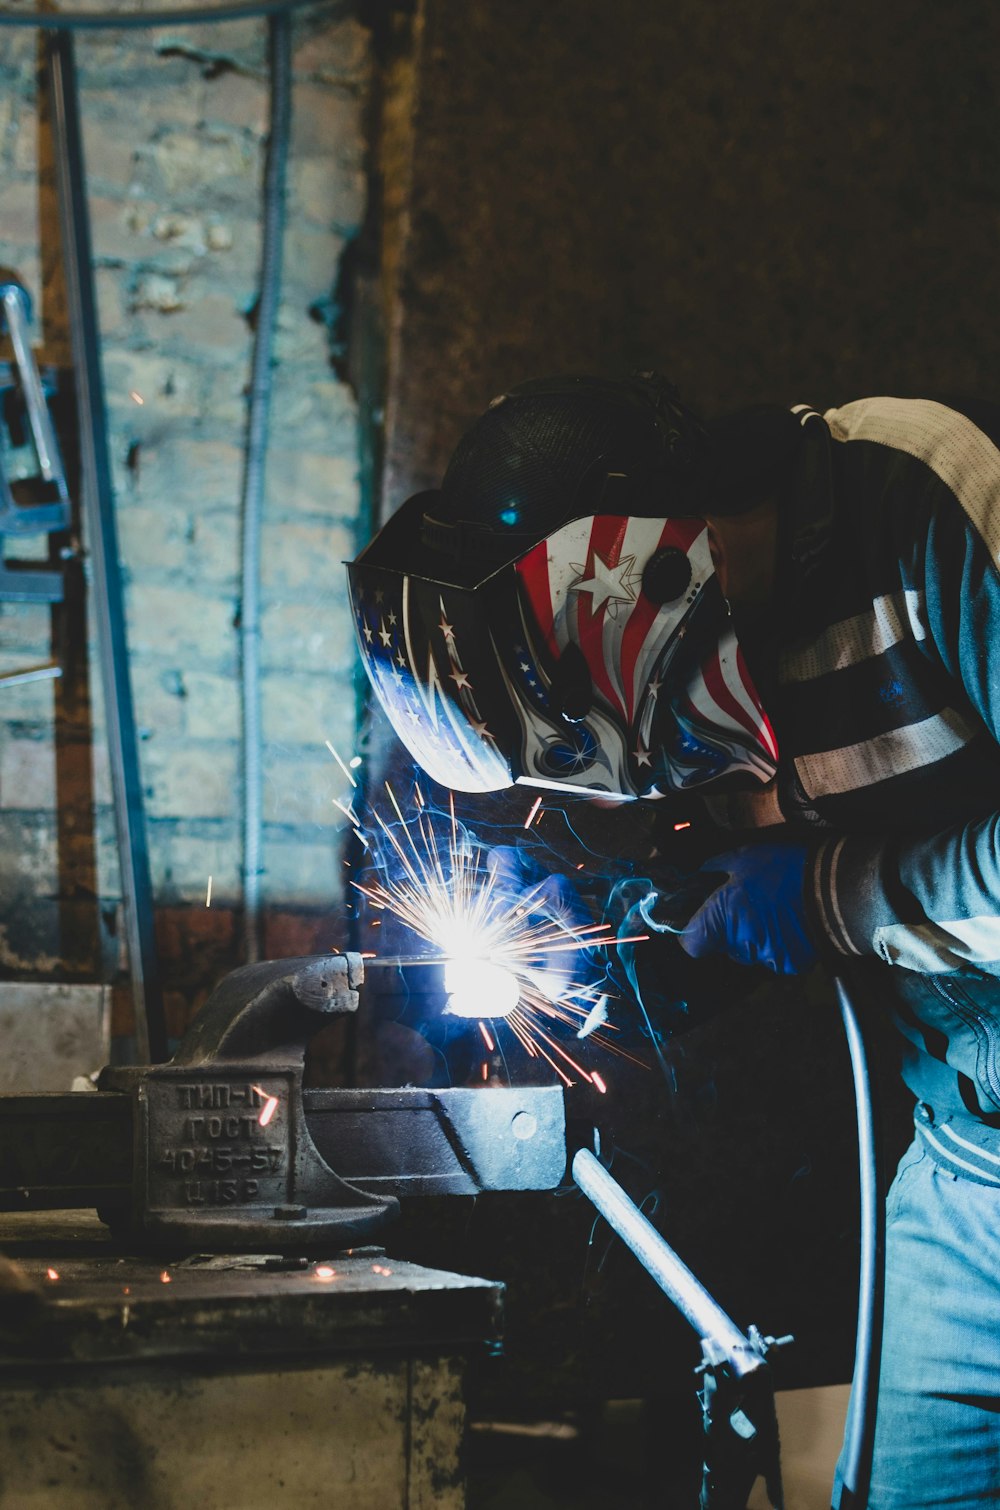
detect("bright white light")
[444,957,519,1019]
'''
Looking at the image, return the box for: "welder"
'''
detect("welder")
[348,373,1000,1508]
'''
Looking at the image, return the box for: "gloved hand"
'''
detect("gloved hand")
[485,846,601,1003]
[677,844,817,975]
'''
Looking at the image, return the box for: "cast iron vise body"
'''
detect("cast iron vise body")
[2,953,567,1252]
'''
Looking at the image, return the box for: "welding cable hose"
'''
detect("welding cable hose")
[833,972,884,1510]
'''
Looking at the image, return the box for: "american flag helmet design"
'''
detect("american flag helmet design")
[348,495,777,797]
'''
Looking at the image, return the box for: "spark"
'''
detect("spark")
[673,820,692,832]
[325,739,358,789]
[372,1264,393,1276]
[314,1265,337,1282]
[349,755,363,769]
[524,796,543,828]
[482,1061,488,1080]
[592,1071,608,1095]
[205,873,213,908]
[160,1270,172,1284]
[46,1267,59,1281]
[252,1085,278,1125]
[353,785,648,1086]
[129,389,144,405]
[577,993,609,1040]
[332,794,359,825]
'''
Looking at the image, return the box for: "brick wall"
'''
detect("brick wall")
[0,2,373,1035]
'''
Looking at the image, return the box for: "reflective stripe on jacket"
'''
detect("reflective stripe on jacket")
[708,395,1000,1136]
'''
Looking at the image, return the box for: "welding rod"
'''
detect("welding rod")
[572,1148,764,1377]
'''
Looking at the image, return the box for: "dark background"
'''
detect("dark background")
[382,0,1000,507]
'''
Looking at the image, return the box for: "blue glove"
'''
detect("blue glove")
[485,846,600,1003]
[678,844,817,975]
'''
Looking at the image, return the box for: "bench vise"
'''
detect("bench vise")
[1,954,567,1252]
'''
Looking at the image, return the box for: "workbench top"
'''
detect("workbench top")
[0,1210,504,1370]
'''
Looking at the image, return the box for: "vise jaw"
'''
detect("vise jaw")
[99,954,395,1252]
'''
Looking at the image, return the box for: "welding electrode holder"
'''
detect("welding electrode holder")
[99,953,398,1252]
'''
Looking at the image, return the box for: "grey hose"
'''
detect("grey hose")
[240,8,291,963]
[833,973,884,1510]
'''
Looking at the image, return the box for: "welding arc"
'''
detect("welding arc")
[354,785,649,1083]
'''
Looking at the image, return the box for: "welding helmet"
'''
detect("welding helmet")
[348,374,783,799]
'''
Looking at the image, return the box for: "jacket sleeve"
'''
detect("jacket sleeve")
[808,400,1000,975]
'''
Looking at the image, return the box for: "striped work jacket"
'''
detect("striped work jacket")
[707,395,1000,1186]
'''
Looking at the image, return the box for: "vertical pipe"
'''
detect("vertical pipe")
[240,10,291,964]
[47,32,166,1064]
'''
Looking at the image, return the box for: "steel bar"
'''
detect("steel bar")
[0,662,62,687]
[572,1147,764,1378]
[47,32,166,1063]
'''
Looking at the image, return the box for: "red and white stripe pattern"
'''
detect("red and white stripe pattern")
[516,514,777,789]
[517,515,705,721]
[681,627,778,778]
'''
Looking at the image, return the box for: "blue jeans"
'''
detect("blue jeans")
[834,1139,1000,1508]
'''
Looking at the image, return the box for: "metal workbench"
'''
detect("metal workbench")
[0,1209,503,1509]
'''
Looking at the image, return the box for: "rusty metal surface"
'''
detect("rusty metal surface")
[0,1210,503,1369]
[304,1087,567,1196]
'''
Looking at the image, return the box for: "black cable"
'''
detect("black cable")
[239,6,290,963]
[0,0,338,29]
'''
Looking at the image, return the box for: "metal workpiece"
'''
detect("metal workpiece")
[306,1086,567,1198]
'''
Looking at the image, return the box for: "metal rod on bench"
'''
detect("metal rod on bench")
[47,32,166,1064]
